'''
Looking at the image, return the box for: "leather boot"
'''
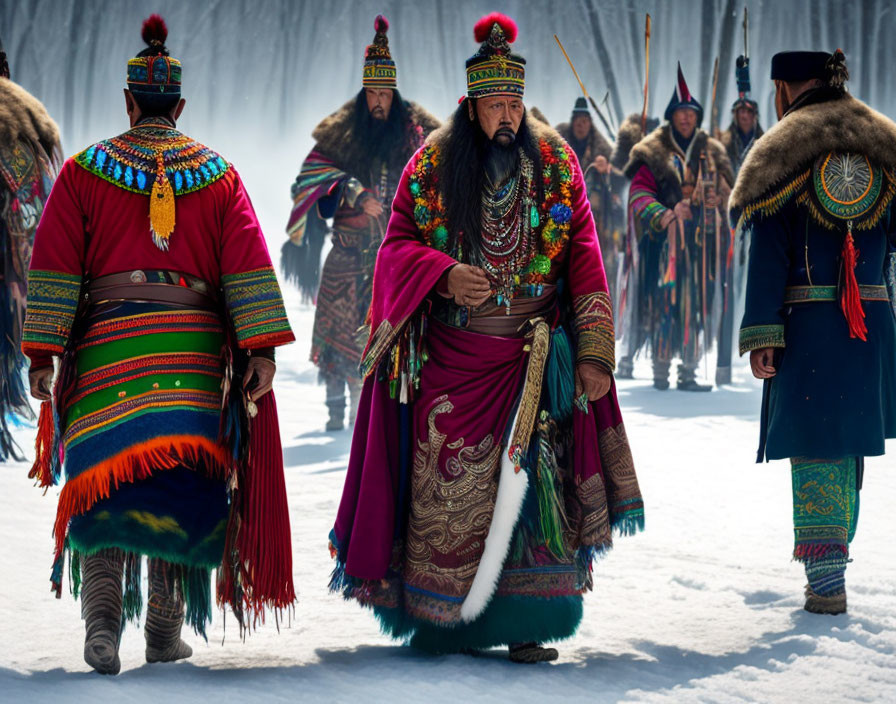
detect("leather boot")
[145,558,192,663]
[616,356,634,380]
[652,359,671,390]
[81,549,125,675]
[509,641,559,663]
[677,364,712,392]
[325,376,346,431]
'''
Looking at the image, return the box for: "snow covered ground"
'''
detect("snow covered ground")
[2,289,895,703]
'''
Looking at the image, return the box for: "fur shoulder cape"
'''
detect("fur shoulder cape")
[611,113,643,171]
[554,121,612,160]
[623,124,733,205]
[730,94,896,211]
[311,98,441,162]
[0,79,61,158]
[425,111,567,155]
[719,121,764,150]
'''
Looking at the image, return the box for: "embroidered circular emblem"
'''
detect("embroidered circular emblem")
[813,152,881,221]
[130,270,147,283]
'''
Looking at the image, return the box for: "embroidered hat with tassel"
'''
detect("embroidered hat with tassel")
[127,15,181,250]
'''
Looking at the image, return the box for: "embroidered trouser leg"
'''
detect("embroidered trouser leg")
[145,558,192,663]
[81,548,125,674]
[791,457,860,596]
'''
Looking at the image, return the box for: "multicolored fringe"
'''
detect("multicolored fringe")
[382,311,428,404]
[221,267,295,348]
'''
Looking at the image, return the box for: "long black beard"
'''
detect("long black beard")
[485,139,519,185]
[438,102,541,266]
[346,89,412,177]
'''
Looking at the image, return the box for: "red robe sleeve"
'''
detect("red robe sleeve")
[22,159,86,369]
[218,168,295,349]
[564,150,616,372]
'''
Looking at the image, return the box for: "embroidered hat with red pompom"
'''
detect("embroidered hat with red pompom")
[126,14,181,97]
[363,15,396,89]
[465,13,526,99]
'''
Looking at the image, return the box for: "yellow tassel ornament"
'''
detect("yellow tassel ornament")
[150,151,176,250]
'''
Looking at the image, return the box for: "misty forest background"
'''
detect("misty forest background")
[2,0,893,245]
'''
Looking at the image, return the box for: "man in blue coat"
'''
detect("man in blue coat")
[731,50,896,615]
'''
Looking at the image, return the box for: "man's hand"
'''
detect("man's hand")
[243,356,276,400]
[659,209,676,230]
[592,155,611,174]
[575,362,612,402]
[673,201,693,221]
[750,347,777,379]
[29,367,54,401]
[361,196,384,218]
[443,264,492,307]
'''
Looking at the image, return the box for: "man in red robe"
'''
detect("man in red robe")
[22,16,295,675]
[330,13,643,664]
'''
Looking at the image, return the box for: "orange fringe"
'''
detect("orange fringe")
[53,436,232,559]
[28,401,56,488]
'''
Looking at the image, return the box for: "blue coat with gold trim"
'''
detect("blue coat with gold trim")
[731,92,896,460]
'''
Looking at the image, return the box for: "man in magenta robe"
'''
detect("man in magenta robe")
[329,13,644,664]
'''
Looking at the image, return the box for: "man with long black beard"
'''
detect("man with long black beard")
[329,13,642,664]
[284,15,439,430]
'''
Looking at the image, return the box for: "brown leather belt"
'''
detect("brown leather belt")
[87,270,217,310]
[464,285,558,337]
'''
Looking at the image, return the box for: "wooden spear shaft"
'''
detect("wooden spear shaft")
[641,14,651,135]
[553,34,616,139]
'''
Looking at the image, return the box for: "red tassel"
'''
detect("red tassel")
[218,390,295,630]
[28,401,56,488]
[840,230,868,341]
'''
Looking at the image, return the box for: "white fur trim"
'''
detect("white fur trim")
[459,411,529,623]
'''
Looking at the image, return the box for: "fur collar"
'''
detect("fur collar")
[730,93,896,210]
[720,120,764,150]
[426,110,566,155]
[554,121,612,161]
[623,124,733,204]
[611,113,644,170]
[311,98,441,162]
[0,79,61,157]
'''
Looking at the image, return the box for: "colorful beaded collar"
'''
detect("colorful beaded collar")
[73,118,230,250]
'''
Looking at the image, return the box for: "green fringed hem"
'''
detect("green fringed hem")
[67,517,227,569]
[371,594,584,654]
[739,324,786,356]
[611,505,646,537]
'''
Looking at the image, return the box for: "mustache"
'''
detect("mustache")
[493,126,516,140]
